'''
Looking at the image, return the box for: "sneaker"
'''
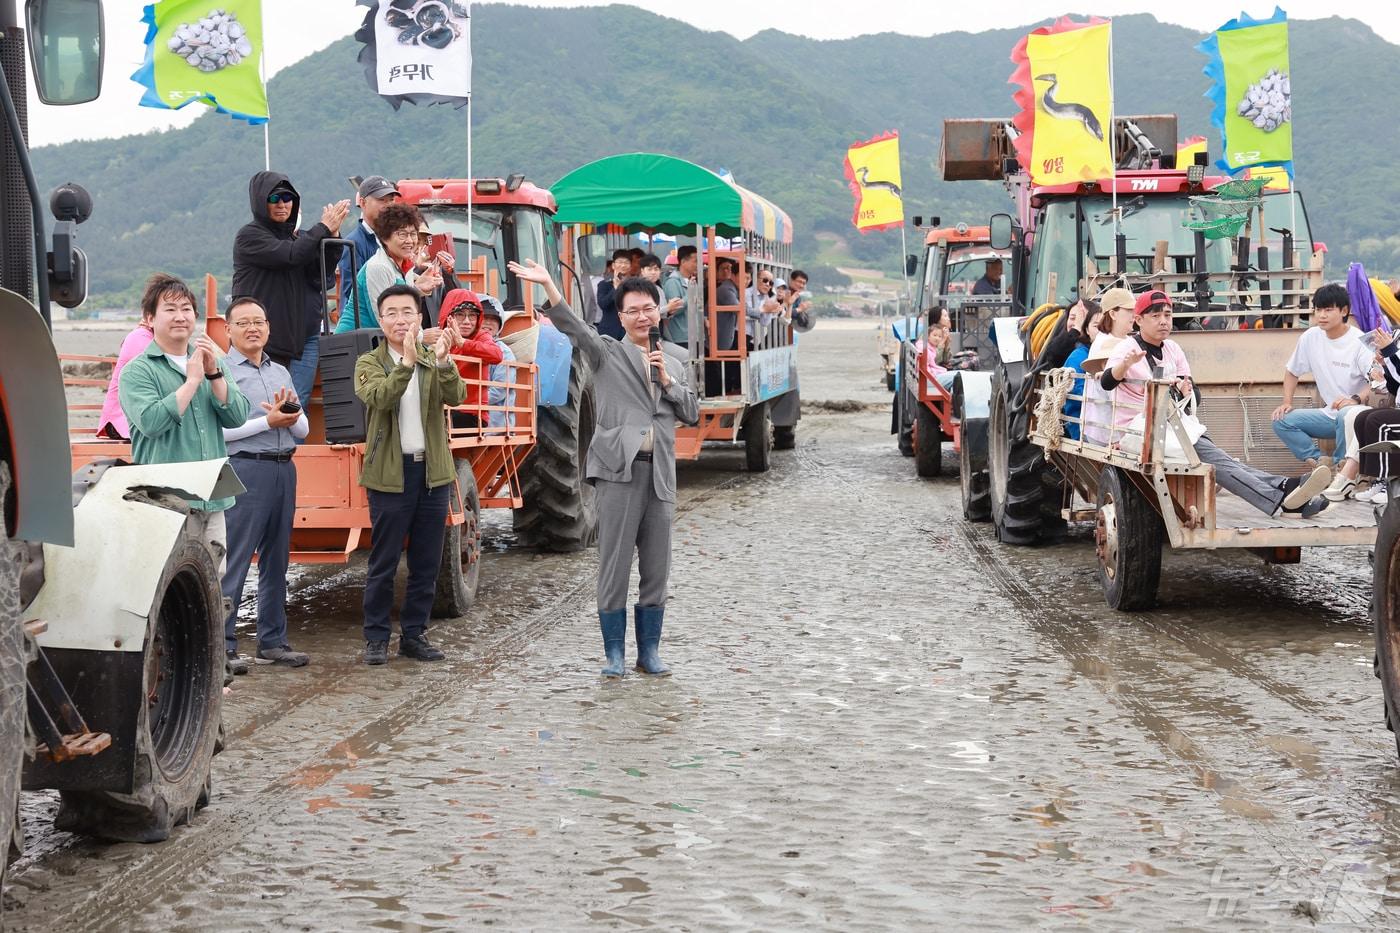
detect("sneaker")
[225,650,249,676]
[398,634,445,662]
[1281,465,1333,511]
[1280,494,1330,519]
[255,645,310,667]
[364,640,389,666]
[1322,474,1358,502]
[1360,485,1390,505]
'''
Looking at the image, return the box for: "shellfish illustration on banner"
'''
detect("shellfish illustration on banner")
[166,8,254,73]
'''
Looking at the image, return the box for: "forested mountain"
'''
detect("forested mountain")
[33,4,1400,306]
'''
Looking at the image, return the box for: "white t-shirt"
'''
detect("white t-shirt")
[1285,326,1373,417]
[387,345,425,455]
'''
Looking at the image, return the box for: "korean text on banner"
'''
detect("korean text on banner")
[1198,7,1293,177]
[1010,18,1114,186]
[131,0,267,125]
[355,0,471,110]
[843,132,903,234]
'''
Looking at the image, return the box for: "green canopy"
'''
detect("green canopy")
[551,152,792,243]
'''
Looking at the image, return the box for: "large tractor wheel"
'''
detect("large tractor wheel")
[1373,494,1400,759]
[54,518,223,843]
[1095,466,1163,611]
[772,425,796,450]
[433,458,482,618]
[959,419,991,522]
[893,385,913,457]
[1,464,28,880]
[988,373,1047,546]
[514,351,598,552]
[885,370,896,392]
[744,402,772,473]
[914,402,944,478]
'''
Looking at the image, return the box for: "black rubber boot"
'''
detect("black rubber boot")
[633,604,671,676]
[599,609,626,678]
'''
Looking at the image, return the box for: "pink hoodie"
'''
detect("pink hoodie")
[96,325,155,439]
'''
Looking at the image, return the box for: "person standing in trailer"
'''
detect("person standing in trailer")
[508,259,699,678]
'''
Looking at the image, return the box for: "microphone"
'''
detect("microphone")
[648,326,662,384]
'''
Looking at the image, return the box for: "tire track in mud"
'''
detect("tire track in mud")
[799,437,1391,925]
[18,423,828,932]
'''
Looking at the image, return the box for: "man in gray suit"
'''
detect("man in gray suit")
[509,259,700,677]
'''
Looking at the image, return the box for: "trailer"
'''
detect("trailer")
[551,153,800,471]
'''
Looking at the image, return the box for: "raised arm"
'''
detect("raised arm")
[508,259,605,371]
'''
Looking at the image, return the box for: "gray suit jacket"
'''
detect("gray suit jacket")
[541,300,700,502]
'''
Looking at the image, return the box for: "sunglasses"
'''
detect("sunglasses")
[267,192,295,205]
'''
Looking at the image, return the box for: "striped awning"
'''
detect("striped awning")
[552,153,793,245]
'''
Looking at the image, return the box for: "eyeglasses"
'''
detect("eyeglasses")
[266,192,295,205]
[230,319,268,329]
[380,309,419,320]
[619,304,659,317]
[450,307,481,318]
[760,278,773,285]
[391,229,419,243]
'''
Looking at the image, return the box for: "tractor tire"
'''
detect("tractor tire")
[959,419,991,522]
[1,464,28,881]
[894,387,914,457]
[914,401,944,478]
[514,351,598,552]
[988,373,1047,546]
[1095,466,1163,611]
[432,458,482,618]
[1373,496,1400,759]
[772,425,796,450]
[54,518,223,843]
[744,402,772,473]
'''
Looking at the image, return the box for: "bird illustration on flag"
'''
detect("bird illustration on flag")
[844,132,904,233]
[1010,18,1114,185]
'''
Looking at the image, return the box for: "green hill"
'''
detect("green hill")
[32,5,1400,307]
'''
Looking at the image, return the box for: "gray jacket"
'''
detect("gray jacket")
[541,300,699,502]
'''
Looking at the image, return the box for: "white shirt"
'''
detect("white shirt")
[1285,325,1373,417]
[387,345,426,455]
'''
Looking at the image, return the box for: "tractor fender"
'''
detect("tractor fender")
[28,459,243,655]
[535,321,573,408]
[952,371,993,422]
[0,286,75,546]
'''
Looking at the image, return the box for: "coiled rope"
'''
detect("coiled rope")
[1032,367,1076,451]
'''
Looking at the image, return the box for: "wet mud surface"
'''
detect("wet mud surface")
[9,323,1400,929]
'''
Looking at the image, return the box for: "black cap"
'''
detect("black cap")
[357,175,399,200]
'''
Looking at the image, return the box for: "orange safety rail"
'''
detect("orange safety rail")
[60,353,116,433]
[442,357,538,508]
[915,350,961,450]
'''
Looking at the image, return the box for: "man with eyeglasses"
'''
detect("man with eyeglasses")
[354,285,466,666]
[233,171,350,410]
[745,269,782,350]
[220,297,311,671]
[508,259,699,678]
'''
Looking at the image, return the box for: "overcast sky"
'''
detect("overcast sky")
[27,0,1400,147]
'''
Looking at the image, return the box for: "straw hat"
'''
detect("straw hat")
[1081,333,1124,375]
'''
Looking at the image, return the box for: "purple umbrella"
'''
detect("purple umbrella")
[1349,262,1389,334]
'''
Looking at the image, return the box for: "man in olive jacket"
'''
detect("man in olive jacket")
[510,259,699,678]
[354,284,467,666]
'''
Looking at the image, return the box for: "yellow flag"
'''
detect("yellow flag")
[1011,20,1114,185]
[844,131,903,233]
[1246,165,1290,190]
[1177,135,1207,168]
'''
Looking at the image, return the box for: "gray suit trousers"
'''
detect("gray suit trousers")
[595,461,674,612]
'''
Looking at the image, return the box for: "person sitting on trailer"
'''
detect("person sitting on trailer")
[507,258,699,678]
[1270,283,1373,470]
[661,245,698,347]
[745,268,782,349]
[785,270,814,332]
[436,288,504,430]
[1101,290,1334,519]
[336,203,443,335]
[595,248,633,340]
[1060,300,1104,441]
[478,296,517,429]
[971,258,1003,296]
[1325,327,1400,503]
[354,284,467,666]
[412,216,461,328]
[641,253,684,333]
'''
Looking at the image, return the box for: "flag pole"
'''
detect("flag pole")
[1108,21,1119,287]
[260,3,270,170]
[466,94,473,275]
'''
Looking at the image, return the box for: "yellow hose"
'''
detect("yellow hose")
[1029,307,1064,360]
[1371,278,1400,326]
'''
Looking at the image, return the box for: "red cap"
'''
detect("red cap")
[1134,289,1173,316]
[439,288,483,327]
